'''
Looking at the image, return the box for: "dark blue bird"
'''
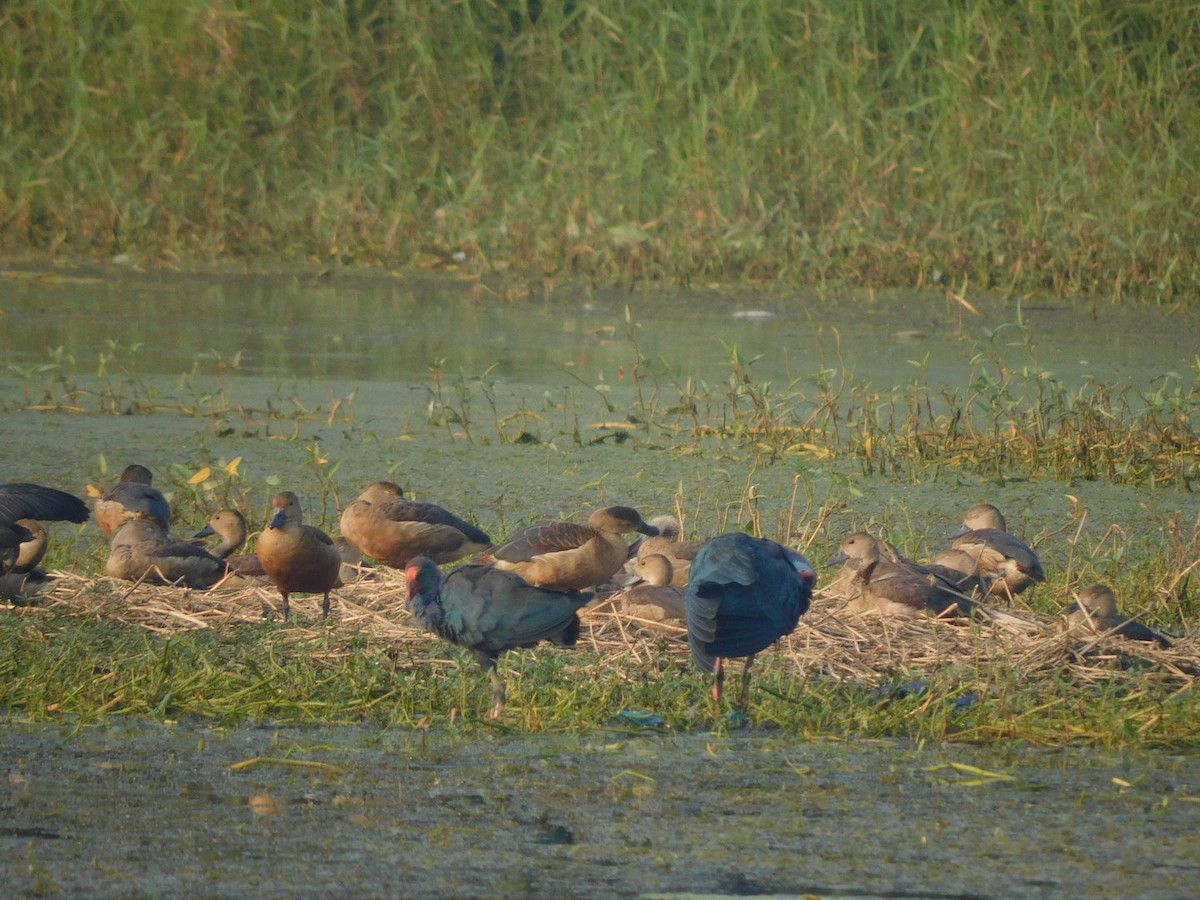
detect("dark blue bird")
[684,533,817,708]
[1,482,89,574]
[404,557,590,719]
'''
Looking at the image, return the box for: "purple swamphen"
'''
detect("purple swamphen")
[404,557,591,718]
[684,532,817,709]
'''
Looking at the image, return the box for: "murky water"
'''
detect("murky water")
[2,265,1197,388]
[3,268,1199,897]
[3,721,1199,898]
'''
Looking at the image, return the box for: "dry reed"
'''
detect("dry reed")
[19,569,1196,694]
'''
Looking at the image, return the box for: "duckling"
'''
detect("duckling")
[339,481,492,568]
[94,464,171,537]
[1064,584,1172,648]
[620,553,687,623]
[488,505,659,592]
[949,503,1045,600]
[629,514,704,585]
[255,491,342,620]
[106,519,226,589]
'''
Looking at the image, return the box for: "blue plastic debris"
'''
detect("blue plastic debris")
[614,709,666,727]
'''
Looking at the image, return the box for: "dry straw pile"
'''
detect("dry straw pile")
[21,570,1197,693]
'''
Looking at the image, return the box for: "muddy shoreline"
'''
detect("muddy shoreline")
[4,721,1199,898]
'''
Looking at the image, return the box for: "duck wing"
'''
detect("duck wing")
[387,499,492,545]
[490,521,595,563]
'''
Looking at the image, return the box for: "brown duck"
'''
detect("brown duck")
[827,532,983,619]
[256,491,342,620]
[620,553,687,623]
[193,508,268,576]
[1065,584,1172,648]
[630,515,704,585]
[93,464,171,537]
[949,503,1045,600]
[106,519,226,589]
[488,505,659,592]
[339,481,491,568]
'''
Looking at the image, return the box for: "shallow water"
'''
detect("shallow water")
[2,265,1197,388]
[3,721,1199,898]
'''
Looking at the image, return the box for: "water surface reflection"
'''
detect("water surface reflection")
[3,269,1195,394]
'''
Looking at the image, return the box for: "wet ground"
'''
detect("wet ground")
[1,722,1198,898]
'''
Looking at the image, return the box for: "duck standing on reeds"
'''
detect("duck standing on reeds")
[340,481,492,568]
[1064,584,1172,648]
[488,505,659,592]
[949,503,1045,600]
[684,533,816,708]
[93,464,171,537]
[404,556,590,719]
[256,491,342,620]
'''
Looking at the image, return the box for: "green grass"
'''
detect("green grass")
[3,1,1198,298]
[2,613,1196,748]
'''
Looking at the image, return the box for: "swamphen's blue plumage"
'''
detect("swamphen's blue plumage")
[684,533,816,707]
[405,557,590,718]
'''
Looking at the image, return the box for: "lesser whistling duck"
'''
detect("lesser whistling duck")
[255,491,342,620]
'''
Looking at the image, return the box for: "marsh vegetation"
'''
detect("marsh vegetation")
[3,1,1198,298]
[2,278,1197,748]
